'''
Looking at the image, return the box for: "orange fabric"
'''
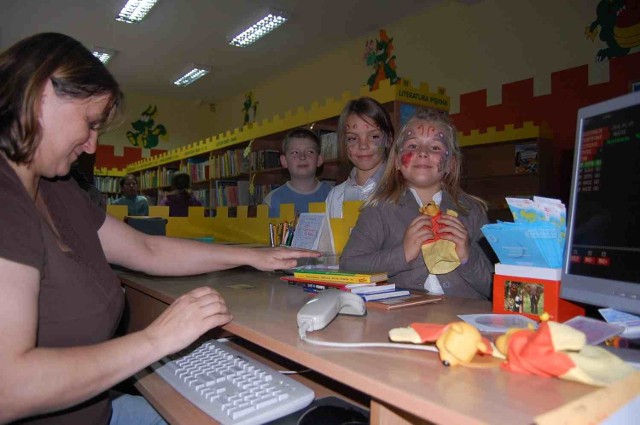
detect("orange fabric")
[423,212,447,245]
[501,323,576,377]
[409,323,447,343]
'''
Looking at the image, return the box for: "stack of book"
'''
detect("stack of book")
[281,269,412,301]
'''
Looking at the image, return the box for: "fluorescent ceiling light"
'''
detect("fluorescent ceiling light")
[173,64,211,87]
[116,0,158,24]
[229,9,289,47]
[92,47,115,65]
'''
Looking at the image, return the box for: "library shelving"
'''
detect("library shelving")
[124,78,451,215]
[94,167,127,205]
[459,122,553,222]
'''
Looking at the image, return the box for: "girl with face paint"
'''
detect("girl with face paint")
[325,97,394,218]
[340,109,493,300]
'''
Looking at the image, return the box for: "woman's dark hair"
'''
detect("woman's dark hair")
[0,32,123,164]
[171,172,191,191]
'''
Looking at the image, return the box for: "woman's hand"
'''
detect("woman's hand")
[247,247,322,271]
[403,215,433,263]
[436,215,471,264]
[143,286,232,356]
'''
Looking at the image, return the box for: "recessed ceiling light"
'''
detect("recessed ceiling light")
[229,9,289,47]
[92,47,115,65]
[116,0,158,24]
[173,64,211,87]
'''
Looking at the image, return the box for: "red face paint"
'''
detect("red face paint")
[401,151,414,166]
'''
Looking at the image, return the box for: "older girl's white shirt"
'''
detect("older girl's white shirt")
[325,164,386,219]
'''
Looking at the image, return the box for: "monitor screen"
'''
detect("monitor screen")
[561,91,640,315]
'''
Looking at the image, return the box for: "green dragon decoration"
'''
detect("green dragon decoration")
[585,0,640,61]
[364,29,400,91]
[126,105,167,148]
[242,91,259,125]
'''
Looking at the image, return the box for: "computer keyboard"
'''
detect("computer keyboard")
[153,339,315,425]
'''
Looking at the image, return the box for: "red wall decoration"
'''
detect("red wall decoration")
[450,52,640,199]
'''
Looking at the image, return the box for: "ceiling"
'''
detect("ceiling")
[0,0,443,104]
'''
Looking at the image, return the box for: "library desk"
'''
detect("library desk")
[118,268,615,425]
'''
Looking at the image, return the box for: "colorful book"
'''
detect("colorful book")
[279,276,375,290]
[358,289,411,302]
[366,293,444,311]
[293,269,388,284]
[349,283,396,295]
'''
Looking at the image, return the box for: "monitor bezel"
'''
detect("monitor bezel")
[560,90,640,315]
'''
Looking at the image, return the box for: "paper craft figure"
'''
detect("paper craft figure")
[388,318,634,386]
[419,202,461,274]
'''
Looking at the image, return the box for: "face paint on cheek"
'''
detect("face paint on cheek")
[401,151,414,167]
[437,155,447,173]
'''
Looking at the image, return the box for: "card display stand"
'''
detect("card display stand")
[492,264,584,322]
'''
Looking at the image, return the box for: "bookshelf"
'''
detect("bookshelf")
[123,79,450,215]
[459,122,553,222]
[93,167,126,206]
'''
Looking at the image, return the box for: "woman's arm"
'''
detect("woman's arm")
[0,257,231,423]
[99,215,319,275]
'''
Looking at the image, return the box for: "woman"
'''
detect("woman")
[0,33,319,425]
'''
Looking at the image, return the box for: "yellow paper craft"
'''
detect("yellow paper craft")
[420,202,460,274]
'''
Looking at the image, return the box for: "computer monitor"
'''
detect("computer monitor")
[560,91,640,315]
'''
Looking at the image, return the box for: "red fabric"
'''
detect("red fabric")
[409,323,447,343]
[501,323,576,377]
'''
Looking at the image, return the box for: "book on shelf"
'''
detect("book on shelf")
[292,269,388,284]
[366,292,444,311]
[358,289,411,302]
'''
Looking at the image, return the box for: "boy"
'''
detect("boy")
[263,128,332,217]
[113,174,149,216]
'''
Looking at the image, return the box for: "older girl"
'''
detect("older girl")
[340,109,492,299]
[325,97,394,218]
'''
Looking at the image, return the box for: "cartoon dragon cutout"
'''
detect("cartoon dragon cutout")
[364,29,400,91]
[126,105,167,148]
[585,0,640,61]
[242,91,259,125]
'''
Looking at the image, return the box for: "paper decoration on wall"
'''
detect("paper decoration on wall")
[363,29,400,91]
[242,91,260,125]
[585,0,640,62]
[126,105,168,148]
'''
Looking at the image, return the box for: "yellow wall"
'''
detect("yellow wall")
[209,0,609,131]
[101,0,630,153]
[108,200,363,254]
[99,91,217,153]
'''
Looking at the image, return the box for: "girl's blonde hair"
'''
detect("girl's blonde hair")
[366,108,486,214]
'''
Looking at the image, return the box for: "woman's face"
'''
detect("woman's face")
[33,80,110,178]
[396,119,450,191]
[344,114,386,173]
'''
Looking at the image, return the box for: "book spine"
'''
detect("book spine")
[360,290,410,302]
[293,273,373,283]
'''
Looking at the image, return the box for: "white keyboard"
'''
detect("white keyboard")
[154,339,315,425]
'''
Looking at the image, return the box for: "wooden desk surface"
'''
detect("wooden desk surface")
[119,268,600,425]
